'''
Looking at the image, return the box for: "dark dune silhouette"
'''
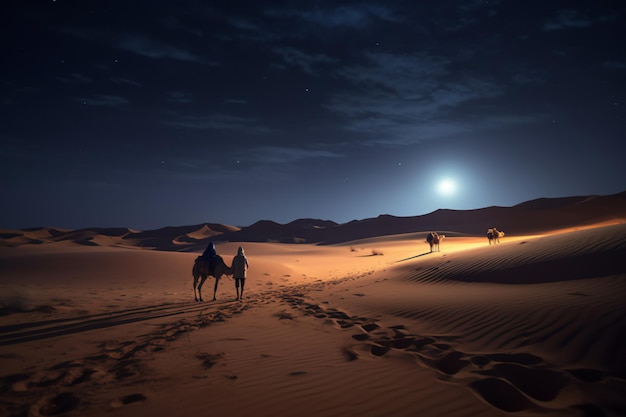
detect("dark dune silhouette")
[2,191,625,249]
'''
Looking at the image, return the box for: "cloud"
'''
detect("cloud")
[356,120,472,146]
[124,145,343,184]
[167,91,195,104]
[110,77,143,87]
[268,4,401,28]
[163,112,272,134]
[327,52,502,144]
[458,0,502,12]
[250,146,343,164]
[603,61,626,70]
[73,95,129,107]
[58,26,214,64]
[543,9,592,31]
[336,52,450,97]
[57,73,92,84]
[511,72,547,84]
[223,17,282,42]
[225,98,248,105]
[223,4,400,44]
[272,47,338,75]
[182,144,342,170]
[228,18,262,32]
[55,179,125,189]
[116,35,209,63]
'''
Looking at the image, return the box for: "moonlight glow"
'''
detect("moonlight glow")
[437,179,457,196]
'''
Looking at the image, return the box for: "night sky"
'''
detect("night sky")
[2,1,625,230]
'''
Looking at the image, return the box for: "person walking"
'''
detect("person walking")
[232,246,249,300]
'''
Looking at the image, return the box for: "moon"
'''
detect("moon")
[437,179,456,196]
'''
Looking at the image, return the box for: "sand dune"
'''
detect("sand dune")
[3,191,625,249]
[1,216,625,416]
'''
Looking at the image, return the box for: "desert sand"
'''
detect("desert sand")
[1,218,625,417]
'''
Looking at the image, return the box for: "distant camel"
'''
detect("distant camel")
[193,255,233,301]
[487,228,505,245]
[426,232,445,252]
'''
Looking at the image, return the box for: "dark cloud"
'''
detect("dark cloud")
[272,47,338,75]
[110,77,143,87]
[327,52,504,144]
[270,4,401,28]
[543,9,593,31]
[57,73,93,84]
[73,95,129,107]
[162,113,273,133]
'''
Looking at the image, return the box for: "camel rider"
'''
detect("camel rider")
[201,242,218,275]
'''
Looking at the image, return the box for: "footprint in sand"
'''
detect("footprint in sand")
[361,323,380,332]
[476,363,567,402]
[469,378,535,412]
[39,392,81,416]
[368,343,390,356]
[196,352,224,369]
[334,319,354,328]
[415,349,469,376]
[289,371,307,376]
[342,347,359,361]
[110,393,147,408]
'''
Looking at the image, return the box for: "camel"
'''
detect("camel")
[192,255,233,301]
[426,232,445,252]
[487,228,505,245]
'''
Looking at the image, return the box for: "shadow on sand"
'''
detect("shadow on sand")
[395,252,433,263]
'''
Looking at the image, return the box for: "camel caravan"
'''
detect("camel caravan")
[487,228,505,245]
[193,243,249,302]
[426,232,445,252]
[193,228,506,301]
[425,228,504,253]
[192,255,232,302]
